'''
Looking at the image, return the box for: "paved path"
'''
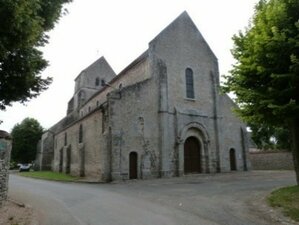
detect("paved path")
[8,171,298,225]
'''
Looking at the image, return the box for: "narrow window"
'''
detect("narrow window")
[185,68,194,99]
[101,79,106,86]
[64,133,67,146]
[102,109,105,133]
[78,90,85,107]
[79,124,83,143]
[95,77,100,86]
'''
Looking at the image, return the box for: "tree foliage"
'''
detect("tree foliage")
[222,0,299,184]
[0,0,72,110]
[250,123,290,150]
[11,118,43,163]
[223,0,299,124]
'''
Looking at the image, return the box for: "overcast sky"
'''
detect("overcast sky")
[0,0,259,132]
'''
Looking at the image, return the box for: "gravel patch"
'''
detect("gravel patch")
[0,200,37,225]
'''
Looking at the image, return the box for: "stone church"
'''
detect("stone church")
[36,12,250,182]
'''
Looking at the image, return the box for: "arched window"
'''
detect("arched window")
[79,124,83,143]
[95,77,100,86]
[185,68,194,99]
[101,79,106,86]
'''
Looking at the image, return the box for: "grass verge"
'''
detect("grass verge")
[268,185,299,222]
[18,171,79,182]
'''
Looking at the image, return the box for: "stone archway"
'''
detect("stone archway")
[184,137,201,174]
[177,122,210,176]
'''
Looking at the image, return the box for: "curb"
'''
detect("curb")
[13,173,104,184]
[8,198,25,208]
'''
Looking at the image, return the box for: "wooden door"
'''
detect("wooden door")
[129,152,138,179]
[184,137,201,174]
[230,148,237,171]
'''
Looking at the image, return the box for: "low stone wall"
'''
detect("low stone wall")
[0,130,11,208]
[249,151,294,170]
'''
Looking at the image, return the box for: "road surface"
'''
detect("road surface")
[8,171,297,225]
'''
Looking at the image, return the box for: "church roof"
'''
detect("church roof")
[150,11,217,61]
[74,56,116,81]
[109,50,148,85]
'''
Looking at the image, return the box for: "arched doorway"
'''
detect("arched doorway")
[129,152,138,179]
[229,148,237,171]
[184,137,201,174]
[59,148,63,172]
[66,145,71,174]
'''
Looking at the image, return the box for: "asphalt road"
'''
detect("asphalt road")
[8,171,297,225]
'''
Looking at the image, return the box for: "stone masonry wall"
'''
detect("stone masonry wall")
[249,151,294,170]
[79,56,150,119]
[53,111,104,181]
[148,12,250,175]
[0,130,11,208]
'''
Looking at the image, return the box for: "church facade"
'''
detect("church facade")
[36,12,250,182]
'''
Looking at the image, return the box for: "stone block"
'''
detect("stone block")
[0,130,11,208]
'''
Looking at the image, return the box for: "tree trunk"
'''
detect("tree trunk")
[290,118,299,185]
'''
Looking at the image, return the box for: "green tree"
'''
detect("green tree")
[223,0,299,184]
[250,123,290,150]
[0,0,72,110]
[11,118,43,163]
